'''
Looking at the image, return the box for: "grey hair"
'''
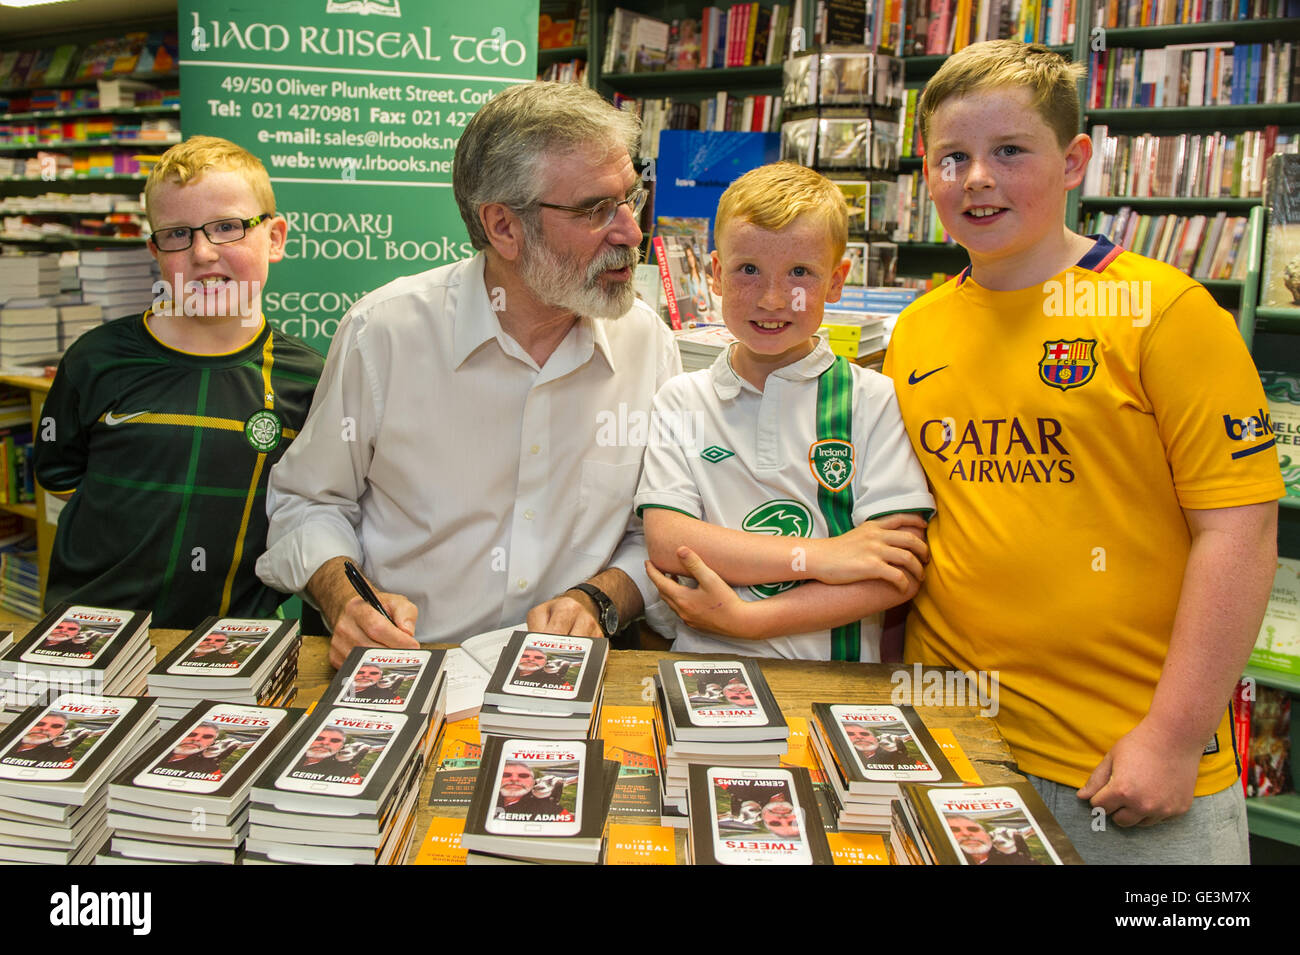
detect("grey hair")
[453,82,642,250]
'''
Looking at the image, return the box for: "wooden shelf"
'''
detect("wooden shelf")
[0,137,179,151]
[1080,196,1261,210]
[603,64,782,93]
[1086,103,1300,130]
[1,104,179,122]
[1097,19,1300,47]
[0,502,36,520]
[1246,793,1300,848]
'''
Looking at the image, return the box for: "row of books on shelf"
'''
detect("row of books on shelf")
[2,115,180,148]
[1086,42,1299,111]
[604,4,798,75]
[1082,127,1293,200]
[617,93,783,155]
[1095,0,1299,28]
[0,150,158,181]
[0,32,178,96]
[3,82,178,118]
[0,542,38,620]
[1081,207,1252,280]
[894,171,953,244]
[886,0,1076,56]
[538,58,588,85]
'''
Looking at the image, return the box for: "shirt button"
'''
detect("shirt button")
[530,444,540,454]
[524,509,535,521]
[517,578,528,590]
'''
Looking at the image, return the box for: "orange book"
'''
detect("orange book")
[604,823,676,864]
[827,832,889,864]
[413,817,468,865]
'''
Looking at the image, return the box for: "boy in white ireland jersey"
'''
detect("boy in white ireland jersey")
[636,163,934,661]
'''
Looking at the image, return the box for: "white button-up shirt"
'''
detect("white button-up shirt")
[257,253,681,643]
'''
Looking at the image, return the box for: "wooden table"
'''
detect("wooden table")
[2,621,1023,864]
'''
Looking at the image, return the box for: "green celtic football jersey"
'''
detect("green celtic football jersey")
[34,312,324,628]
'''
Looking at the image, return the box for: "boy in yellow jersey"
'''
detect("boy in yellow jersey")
[638,163,933,661]
[34,136,323,628]
[883,40,1281,863]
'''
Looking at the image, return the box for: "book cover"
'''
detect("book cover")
[119,702,301,801]
[658,659,787,740]
[600,704,660,816]
[0,694,141,782]
[255,706,423,814]
[688,764,832,864]
[481,630,606,714]
[7,604,148,672]
[604,822,676,864]
[1259,369,1300,502]
[1246,686,1293,798]
[462,737,609,860]
[1251,557,1300,676]
[323,646,445,714]
[908,782,1085,865]
[811,702,961,789]
[152,616,297,683]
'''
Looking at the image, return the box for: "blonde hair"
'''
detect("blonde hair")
[144,135,276,226]
[715,162,848,261]
[918,40,1085,151]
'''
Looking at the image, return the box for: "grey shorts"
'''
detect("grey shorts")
[1024,772,1249,865]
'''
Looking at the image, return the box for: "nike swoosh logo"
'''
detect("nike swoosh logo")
[104,411,150,426]
[908,366,949,385]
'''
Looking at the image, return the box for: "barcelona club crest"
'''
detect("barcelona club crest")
[1039,339,1098,392]
[809,439,855,492]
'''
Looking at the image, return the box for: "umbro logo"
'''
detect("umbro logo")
[907,366,948,385]
[104,411,149,426]
[700,445,734,463]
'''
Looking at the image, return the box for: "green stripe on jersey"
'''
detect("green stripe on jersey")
[816,355,857,661]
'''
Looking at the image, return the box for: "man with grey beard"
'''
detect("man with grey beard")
[259,83,680,665]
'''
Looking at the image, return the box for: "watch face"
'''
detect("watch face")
[600,605,618,637]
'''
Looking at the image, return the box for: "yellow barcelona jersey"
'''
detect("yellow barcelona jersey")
[883,237,1282,794]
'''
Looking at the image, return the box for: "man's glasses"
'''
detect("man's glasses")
[149,213,275,252]
[536,188,647,230]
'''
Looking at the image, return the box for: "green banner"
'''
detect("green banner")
[179,0,537,352]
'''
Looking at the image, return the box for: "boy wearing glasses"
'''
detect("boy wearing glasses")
[34,135,323,627]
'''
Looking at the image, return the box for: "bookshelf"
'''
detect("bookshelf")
[0,373,53,616]
[1075,10,1300,306]
[0,20,178,250]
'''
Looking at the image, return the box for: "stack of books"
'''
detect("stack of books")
[0,604,153,726]
[461,735,618,864]
[243,649,447,865]
[808,702,962,832]
[76,247,158,319]
[0,301,60,365]
[0,253,60,302]
[59,302,103,350]
[0,693,158,863]
[478,630,607,740]
[316,646,449,760]
[685,763,832,865]
[651,658,788,827]
[99,701,304,864]
[146,616,302,729]
[673,324,736,373]
[890,780,1085,866]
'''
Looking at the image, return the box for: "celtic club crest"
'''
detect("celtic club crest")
[809,439,855,492]
[740,500,813,599]
[244,409,283,453]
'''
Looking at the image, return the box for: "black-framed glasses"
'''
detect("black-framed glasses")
[536,188,647,229]
[149,213,275,251]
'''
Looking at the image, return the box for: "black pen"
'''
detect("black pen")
[343,560,398,627]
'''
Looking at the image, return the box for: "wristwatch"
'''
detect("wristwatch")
[567,583,619,639]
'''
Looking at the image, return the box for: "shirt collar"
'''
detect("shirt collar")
[709,336,836,399]
[451,252,618,374]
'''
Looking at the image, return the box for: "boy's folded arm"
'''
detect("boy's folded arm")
[643,505,927,588]
[646,545,919,641]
